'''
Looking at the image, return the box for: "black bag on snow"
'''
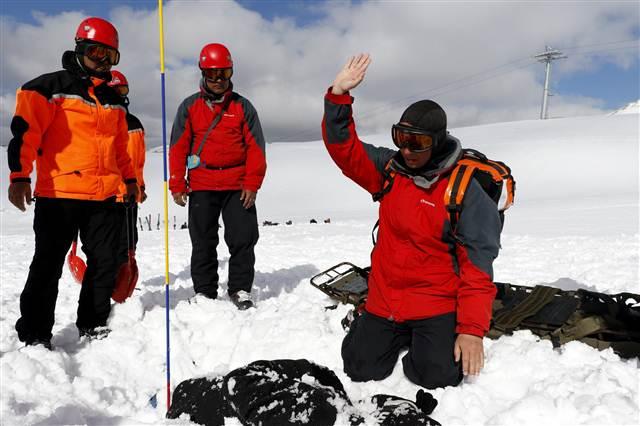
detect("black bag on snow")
[223,359,357,426]
[166,359,440,426]
[166,376,230,426]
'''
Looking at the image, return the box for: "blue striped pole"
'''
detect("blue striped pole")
[157,0,171,411]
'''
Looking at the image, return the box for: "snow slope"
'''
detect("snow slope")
[0,113,638,425]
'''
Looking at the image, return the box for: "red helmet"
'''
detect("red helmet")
[108,70,128,87]
[199,43,233,69]
[75,17,119,50]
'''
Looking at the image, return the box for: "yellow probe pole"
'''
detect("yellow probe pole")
[157,0,171,412]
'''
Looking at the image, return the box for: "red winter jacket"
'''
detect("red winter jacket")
[169,83,266,193]
[322,90,501,337]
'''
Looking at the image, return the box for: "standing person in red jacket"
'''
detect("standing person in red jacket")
[108,70,147,270]
[169,43,266,310]
[322,54,501,388]
[7,17,138,348]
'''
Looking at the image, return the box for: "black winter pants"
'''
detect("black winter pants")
[116,203,138,268]
[342,311,463,389]
[15,197,121,343]
[188,190,259,296]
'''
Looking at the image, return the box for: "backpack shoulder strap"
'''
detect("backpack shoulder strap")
[444,149,515,232]
[372,159,396,202]
[189,96,232,158]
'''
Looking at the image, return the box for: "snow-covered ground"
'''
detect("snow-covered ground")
[0,112,638,425]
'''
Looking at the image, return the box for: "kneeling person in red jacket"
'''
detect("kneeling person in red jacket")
[169,43,266,310]
[322,54,501,388]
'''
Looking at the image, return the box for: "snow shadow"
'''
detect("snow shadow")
[139,258,228,287]
[137,262,318,309]
[138,284,196,312]
[543,277,599,292]
[251,264,319,302]
[32,405,127,426]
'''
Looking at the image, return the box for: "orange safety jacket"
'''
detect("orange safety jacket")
[116,113,146,202]
[8,51,136,200]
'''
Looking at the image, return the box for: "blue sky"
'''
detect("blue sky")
[2,0,637,111]
[1,0,638,145]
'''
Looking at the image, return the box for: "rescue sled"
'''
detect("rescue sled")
[310,262,640,359]
[310,262,370,306]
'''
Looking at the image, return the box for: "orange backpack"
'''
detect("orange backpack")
[444,148,515,232]
[374,148,515,235]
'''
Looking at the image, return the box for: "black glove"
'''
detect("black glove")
[415,389,438,415]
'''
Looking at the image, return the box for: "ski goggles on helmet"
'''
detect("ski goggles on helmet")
[80,43,120,66]
[115,85,129,96]
[391,124,437,153]
[202,68,233,81]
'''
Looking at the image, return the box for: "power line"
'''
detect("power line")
[567,44,639,56]
[558,38,640,51]
[276,55,538,142]
[271,40,639,141]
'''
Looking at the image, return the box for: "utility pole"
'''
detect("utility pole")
[534,46,567,119]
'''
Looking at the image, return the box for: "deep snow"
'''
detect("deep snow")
[0,112,638,425]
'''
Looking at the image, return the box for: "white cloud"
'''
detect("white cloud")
[1,0,638,146]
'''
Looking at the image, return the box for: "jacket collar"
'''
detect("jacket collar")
[390,135,463,190]
[199,78,233,104]
[62,50,110,85]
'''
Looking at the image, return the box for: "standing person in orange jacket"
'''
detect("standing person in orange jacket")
[108,70,146,271]
[169,43,266,310]
[7,17,138,348]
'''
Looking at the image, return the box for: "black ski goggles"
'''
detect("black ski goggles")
[391,124,438,153]
[78,43,120,66]
[202,68,233,81]
[115,85,129,96]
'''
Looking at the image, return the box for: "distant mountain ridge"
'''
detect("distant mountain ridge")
[609,100,640,115]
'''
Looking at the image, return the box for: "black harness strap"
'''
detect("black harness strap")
[203,162,244,171]
[188,95,232,164]
[492,285,559,333]
[372,159,396,202]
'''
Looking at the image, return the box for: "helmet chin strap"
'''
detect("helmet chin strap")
[74,53,112,81]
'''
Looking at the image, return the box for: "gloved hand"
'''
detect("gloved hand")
[415,389,438,415]
[126,182,140,204]
[8,181,32,211]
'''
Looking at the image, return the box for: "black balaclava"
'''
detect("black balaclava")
[399,100,447,152]
[74,42,114,81]
[200,72,232,101]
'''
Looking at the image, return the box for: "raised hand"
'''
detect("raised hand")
[331,53,372,95]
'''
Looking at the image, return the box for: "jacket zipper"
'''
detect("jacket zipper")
[88,86,105,196]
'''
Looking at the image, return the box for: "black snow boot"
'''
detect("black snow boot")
[25,338,52,350]
[79,326,111,340]
[229,291,254,310]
